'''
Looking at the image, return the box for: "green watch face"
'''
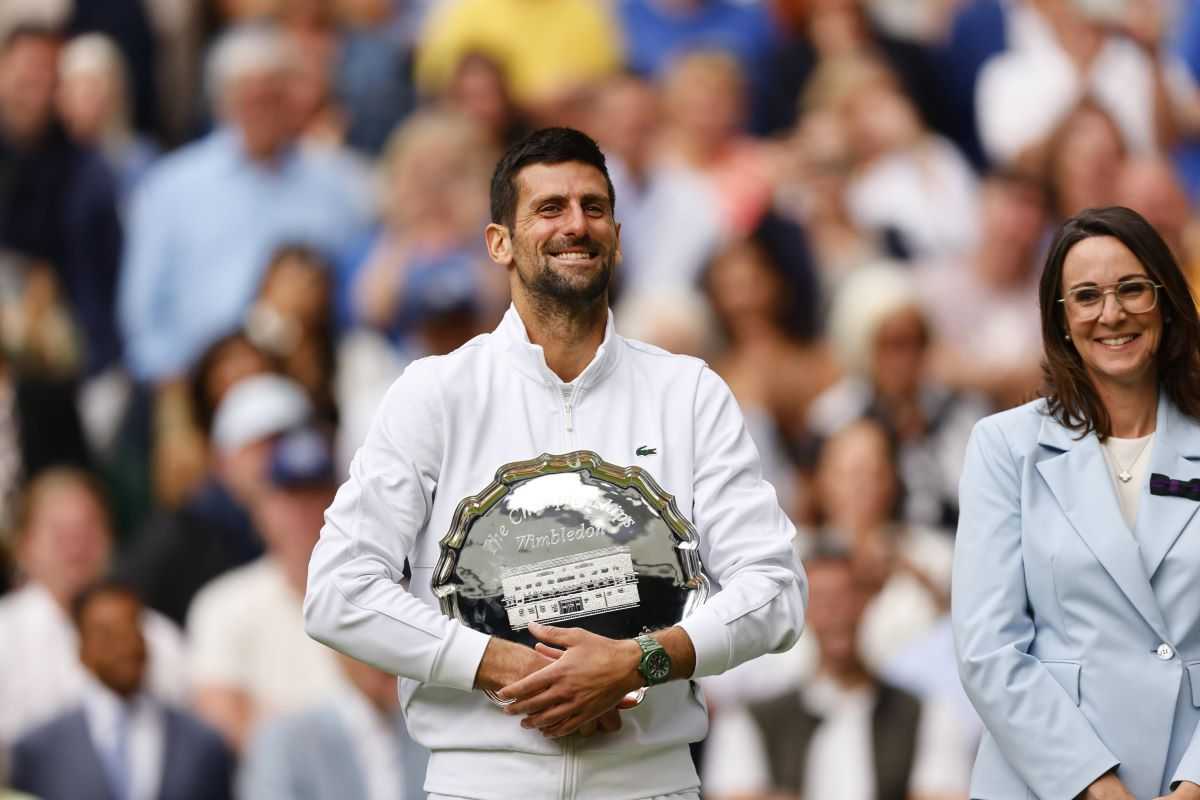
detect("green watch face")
[644,649,671,683]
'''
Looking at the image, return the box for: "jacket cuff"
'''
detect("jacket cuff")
[678,607,731,678]
[428,623,491,690]
[1051,756,1119,800]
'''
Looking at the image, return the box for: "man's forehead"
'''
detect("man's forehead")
[515,161,610,203]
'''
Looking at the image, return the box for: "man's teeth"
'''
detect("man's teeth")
[1099,335,1136,345]
[554,252,593,260]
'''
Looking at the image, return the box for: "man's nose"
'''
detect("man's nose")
[559,202,587,236]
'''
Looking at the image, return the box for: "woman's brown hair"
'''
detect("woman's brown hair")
[1039,206,1200,439]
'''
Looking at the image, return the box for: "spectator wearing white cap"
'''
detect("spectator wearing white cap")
[186,423,347,752]
[116,372,312,626]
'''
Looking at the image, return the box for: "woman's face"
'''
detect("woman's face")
[870,307,926,399]
[1061,235,1163,391]
[58,69,116,142]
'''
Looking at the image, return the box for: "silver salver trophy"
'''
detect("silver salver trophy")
[431,450,710,704]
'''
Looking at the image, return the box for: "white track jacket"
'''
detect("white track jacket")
[304,305,807,800]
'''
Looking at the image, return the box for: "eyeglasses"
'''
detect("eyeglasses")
[1059,278,1163,321]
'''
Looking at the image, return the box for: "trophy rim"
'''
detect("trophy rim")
[432,450,709,631]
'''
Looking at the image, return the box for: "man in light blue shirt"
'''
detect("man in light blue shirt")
[118,25,372,382]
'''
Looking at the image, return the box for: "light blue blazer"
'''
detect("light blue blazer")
[953,393,1200,800]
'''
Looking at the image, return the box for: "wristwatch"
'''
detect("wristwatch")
[635,634,671,686]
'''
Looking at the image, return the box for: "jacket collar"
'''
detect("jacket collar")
[495,304,621,389]
[1036,392,1200,641]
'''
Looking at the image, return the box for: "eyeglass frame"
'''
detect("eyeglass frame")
[1057,278,1165,321]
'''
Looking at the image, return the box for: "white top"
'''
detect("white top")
[304,304,806,798]
[702,674,971,799]
[81,676,165,800]
[846,137,980,261]
[1101,432,1155,532]
[0,583,187,746]
[334,690,408,800]
[975,3,1186,163]
[187,557,347,716]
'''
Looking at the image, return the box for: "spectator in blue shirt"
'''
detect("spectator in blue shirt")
[616,0,782,133]
[117,24,372,384]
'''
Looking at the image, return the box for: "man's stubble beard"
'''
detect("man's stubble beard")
[515,244,614,316]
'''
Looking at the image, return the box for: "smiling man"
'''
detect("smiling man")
[304,127,807,800]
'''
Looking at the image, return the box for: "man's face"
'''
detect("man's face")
[0,35,60,144]
[79,590,147,698]
[255,484,334,562]
[805,560,868,673]
[225,69,291,159]
[493,161,620,310]
[19,482,112,603]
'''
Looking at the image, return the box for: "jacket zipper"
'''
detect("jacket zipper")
[559,383,581,447]
[560,735,578,799]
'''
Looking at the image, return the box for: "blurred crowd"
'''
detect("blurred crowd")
[2,0,1200,798]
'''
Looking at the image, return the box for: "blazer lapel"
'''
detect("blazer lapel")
[64,710,120,800]
[1036,413,1171,642]
[1138,395,1200,579]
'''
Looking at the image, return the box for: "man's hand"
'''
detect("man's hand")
[1155,780,1200,800]
[497,622,643,738]
[473,636,555,693]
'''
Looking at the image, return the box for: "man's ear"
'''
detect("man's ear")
[485,223,513,267]
[613,221,622,266]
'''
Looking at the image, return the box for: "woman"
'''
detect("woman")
[953,206,1200,800]
[809,263,989,533]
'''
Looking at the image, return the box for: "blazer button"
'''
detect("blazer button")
[1157,643,1176,660]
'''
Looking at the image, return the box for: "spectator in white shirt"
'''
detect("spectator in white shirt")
[9,582,233,800]
[703,546,970,800]
[186,423,346,752]
[976,0,1182,167]
[0,468,187,747]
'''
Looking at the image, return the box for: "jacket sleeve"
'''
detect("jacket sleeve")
[677,366,807,678]
[1171,709,1200,787]
[952,418,1118,799]
[303,359,490,690]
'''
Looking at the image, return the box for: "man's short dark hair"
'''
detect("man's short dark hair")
[489,127,615,229]
[70,579,142,627]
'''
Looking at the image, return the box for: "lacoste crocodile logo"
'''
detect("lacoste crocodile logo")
[636,446,657,457]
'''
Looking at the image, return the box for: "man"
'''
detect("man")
[703,548,969,800]
[118,372,313,625]
[240,653,429,800]
[0,24,123,376]
[0,468,186,746]
[305,127,806,799]
[9,582,234,800]
[117,23,370,384]
[188,423,346,752]
[589,74,721,298]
